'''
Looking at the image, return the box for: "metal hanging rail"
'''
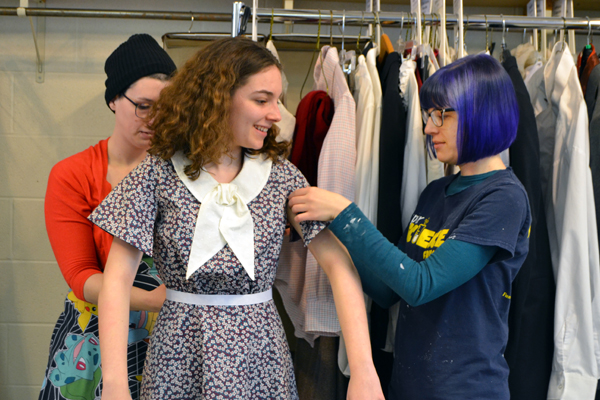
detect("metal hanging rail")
[0,7,230,22]
[1,6,599,32]
[245,8,600,33]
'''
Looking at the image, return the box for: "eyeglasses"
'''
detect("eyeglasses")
[121,93,152,118]
[422,108,455,127]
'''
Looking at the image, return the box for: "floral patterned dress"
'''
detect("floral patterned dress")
[89,154,324,399]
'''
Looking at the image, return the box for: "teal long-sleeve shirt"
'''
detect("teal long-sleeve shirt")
[329,203,497,307]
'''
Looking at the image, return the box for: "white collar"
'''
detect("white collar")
[171,152,273,280]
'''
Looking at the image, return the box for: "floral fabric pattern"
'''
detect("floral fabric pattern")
[89,155,324,399]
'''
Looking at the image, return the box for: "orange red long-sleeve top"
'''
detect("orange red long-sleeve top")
[45,138,113,301]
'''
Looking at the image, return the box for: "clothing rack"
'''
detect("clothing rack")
[233,5,600,66]
[235,7,600,34]
[0,7,231,22]
[4,4,600,82]
[2,5,598,32]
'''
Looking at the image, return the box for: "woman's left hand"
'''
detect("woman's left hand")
[347,367,385,400]
[288,187,351,223]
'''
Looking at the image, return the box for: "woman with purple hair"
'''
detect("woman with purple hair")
[288,54,531,399]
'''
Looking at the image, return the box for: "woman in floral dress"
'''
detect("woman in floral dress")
[90,37,383,400]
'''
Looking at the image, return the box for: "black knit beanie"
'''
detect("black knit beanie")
[104,33,176,106]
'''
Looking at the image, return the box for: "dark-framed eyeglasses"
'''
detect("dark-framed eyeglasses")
[422,108,455,127]
[121,93,152,119]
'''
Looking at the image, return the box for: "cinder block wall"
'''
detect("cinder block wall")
[3,0,597,399]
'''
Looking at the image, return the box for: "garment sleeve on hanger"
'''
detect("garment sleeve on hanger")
[281,46,357,341]
[353,55,377,222]
[502,52,555,400]
[399,59,427,230]
[365,48,383,227]
[536,43,600,400]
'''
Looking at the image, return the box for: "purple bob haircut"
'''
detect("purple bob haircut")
[420,53,519,165]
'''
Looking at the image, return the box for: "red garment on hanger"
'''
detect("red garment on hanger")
[290,90,334,187]
[577,44,600,96]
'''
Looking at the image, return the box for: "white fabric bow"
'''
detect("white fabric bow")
[171,152,273,280]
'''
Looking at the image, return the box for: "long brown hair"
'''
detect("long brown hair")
[149,37,289,180]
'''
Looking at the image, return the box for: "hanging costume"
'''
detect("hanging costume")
[502,50,555,400]
[528,42,600,399]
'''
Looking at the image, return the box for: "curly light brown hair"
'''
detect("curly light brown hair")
[148,37,289,180]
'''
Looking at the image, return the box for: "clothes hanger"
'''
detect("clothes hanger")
[378,16,394,63]
[340,10,356,76]
[356,11,365,52]
[300,10,328,99]
[188,11,194,33]
[237,5,251,36]
[396,14,406,55]
[432,13,439,50]
[251,0,258,41]
[561,17,567,52]
[463,15,469,54]
[484,15,490,54]
[587,16,593,49]
[373,11,382,55]
[501,15,507,51]
[268,9,274,43]
[330,10,334,47]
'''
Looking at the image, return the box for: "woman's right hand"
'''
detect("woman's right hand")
[288,187,351,223]
[146,284,166,312]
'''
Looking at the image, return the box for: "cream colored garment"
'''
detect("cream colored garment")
[353,54,377,222]
[528,43,600,399]
[276,103,296,143]
[338,54,376,377]
[266,40,289,103]
[399,59,427,230]
[511,43,542,80]
[265,40,296,143]
[365,47,382,226]
[171,152,273,280]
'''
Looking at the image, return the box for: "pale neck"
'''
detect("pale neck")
[203,150,244,184]
[107,133,147,168]
[458,154,506,176]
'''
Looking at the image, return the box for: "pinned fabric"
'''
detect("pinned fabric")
[171,152,273,280]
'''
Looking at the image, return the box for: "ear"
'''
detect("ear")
[108,97,118,112]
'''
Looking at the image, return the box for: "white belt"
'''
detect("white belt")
[166,288,273,306]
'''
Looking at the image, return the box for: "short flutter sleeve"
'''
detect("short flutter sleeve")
[88,155,161,256]
[280,158,328,245]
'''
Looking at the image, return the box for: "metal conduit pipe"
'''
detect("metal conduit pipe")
[0,6,599,33]
[0,7,230,22]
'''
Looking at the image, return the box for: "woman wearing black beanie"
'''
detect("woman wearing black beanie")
[39,34,176,400]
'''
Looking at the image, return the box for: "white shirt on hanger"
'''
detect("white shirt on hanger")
[399,58,427,230]
[365,47,382,226]
[353,54,377,222]
[276,46,357,345]
[529,42,600,400]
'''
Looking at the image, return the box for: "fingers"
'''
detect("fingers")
[294,210,317,223]
[289,187,311,199]
[289,202,308,214]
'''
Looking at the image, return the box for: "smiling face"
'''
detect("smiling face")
[228,65,282,155]
[109,76,167,151]
[424,108,459,165]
